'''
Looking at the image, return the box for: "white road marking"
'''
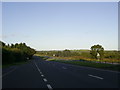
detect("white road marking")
[88,74,103,80]
[43,78,47,82]
[34,62,42,74]
[34,61,53,89]
[40,72,42,74]
[34,62,40,70]
[41,74,44,77]
[47,84,53,90]
[62,67,67,69]
[1,67,17,78]
[38,69,41,72]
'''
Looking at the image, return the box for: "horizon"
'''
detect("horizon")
[1,40,119,51]
[1,40,118,51]
[2,2,118,51]
[36,49,119,51]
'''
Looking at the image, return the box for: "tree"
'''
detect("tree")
[11,44,14,48]
[63,49,71,57]
[90,44,104,60]
[55,51,62,57]
[14,43,18,48]
[0,41,5,47]
[2,41,36,64]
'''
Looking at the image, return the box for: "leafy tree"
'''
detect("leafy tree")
[90,44,104,60]
[0,41,5,47]
[1,41,36,64]
[55,51,62,57]
[63,49,71,57]
[14,43,18,48]
[11,48,23,62]
[2,48,15,64]
[11,44,14,48]
[7,44,10,47]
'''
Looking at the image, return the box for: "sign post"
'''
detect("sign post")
[97,52,100,62]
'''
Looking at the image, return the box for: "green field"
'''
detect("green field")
[35,49,120,63]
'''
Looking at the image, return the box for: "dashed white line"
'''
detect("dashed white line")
[88,74,103,80]
[62,66,67,69]
[40,72,42,74]
[34,61,53,89]
[41,74,44,77]
[43,78,47,82]
[38,69,41,72]
[34,62,40,70]
[47,84,53,90]
[34,62,42,74]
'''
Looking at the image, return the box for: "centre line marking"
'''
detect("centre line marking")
[47,84,53,90]
[41,75,44,77]
[62,67,67,69]
[43,78,47,82]
[34,61,53,89]
[38,69,41,72]
[34,62,43,74]
[34,62,40,70]
[34,62,53,90]
[40,72,42,74]
[88,74,103,80]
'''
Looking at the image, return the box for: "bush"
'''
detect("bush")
[1,41,36,65]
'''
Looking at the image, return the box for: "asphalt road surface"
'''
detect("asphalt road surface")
[2,56,120,89]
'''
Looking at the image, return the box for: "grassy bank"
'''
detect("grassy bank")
[46,56,120,64]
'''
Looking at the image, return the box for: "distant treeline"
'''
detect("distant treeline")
[36,49,90,58]
[37,49,81,57]
[0,41,36,64]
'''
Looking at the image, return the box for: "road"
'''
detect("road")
[2,56,120,89]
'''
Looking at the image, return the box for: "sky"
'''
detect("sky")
[2,2,118,51]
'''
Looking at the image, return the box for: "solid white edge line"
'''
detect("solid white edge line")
[1,67,17,78]
[88,74,103,80]
[47,84,53,90]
